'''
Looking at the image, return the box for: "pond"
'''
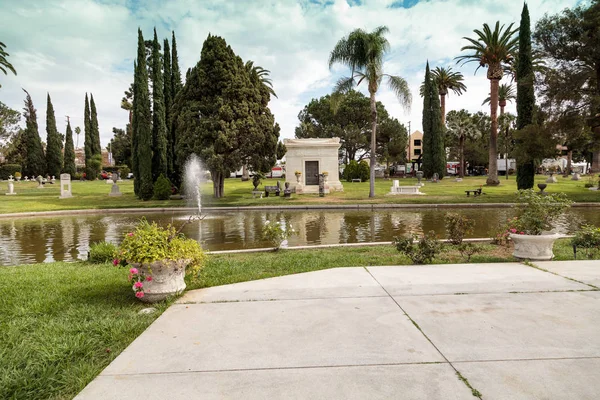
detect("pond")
[0,207,598,266]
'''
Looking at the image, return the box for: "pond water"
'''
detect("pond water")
[0,208,598,266]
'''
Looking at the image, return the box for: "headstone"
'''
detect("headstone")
[432,173,439,183]
[546,174,557,183]
[454,178,463,182]
[318,174,325,197]
[284,182,291,198]
[24,176,29,182]
[571,173,581,181]
[36,175,44,189]
[415,171,424,187]
[109,175,122,197]
[51,175,56,184]
[59,173,73,199]
[5,175,16,195]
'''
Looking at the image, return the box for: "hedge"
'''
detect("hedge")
[0,164,22,180]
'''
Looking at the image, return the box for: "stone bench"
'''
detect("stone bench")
[390,180,422,195]
[465,188,483,197]
[264,185,280,197]
[351,179,361,183]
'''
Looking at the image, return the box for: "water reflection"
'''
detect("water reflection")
[0,208,599,266]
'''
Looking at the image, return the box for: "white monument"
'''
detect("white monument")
[109,173,122,196]
[284,138,344,194]
[5,175,16,195]
[389,179,423,195]
[59,173,73,199]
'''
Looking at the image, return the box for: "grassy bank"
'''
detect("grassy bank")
[1,175,598,214]
[0,239,593,399]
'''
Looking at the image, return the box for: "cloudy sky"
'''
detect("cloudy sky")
[0,0,578,149]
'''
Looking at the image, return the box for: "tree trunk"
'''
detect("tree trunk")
[565,150,572,177]
[440,94,446,126]
[369,91,377,198]
[487,79,500,185]
[212,171,224,198]
[459,135,465,178]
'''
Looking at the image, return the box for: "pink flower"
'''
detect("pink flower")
[129,268,138,275]
[510,228,517,233]
[128,232,134,237]
[134,281,143,289]
[135,291,144,298]
[113,259,119,266]
[520,231,524,235]
[146,276,153,282]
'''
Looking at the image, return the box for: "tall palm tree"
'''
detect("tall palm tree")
[329,26,412,198]
[0,41,17,88]
[446,109,481,178]
[482,83,516,115]
[456,21,518,186]
[245,61,277,99]
[420,67,467,125]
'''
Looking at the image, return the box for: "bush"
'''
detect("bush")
[88,241,118,263]
[72,173,83,180]
[457,243,481,262]
[571,225,600,259]
[153,174,172,200]
[343,160,370,182]
[262,219,296,249]
[358,160,370,182]
[0,164,21,180]
[445,213,475,245]
[514,189,572,235]
[118,165,130,178]
[393,231,441,264]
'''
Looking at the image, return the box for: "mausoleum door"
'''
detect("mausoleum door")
[305,161,319,185]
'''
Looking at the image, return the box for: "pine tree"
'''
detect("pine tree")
[45,93,63,178]
[134,28,154,200]
[131,60,139,195]
[516,3,536,189]
[421,62,446,179]
[163,37,174,180]
[84,93,93,178]
[151,28,168,181]
[90,94,101,156]
[22,89,45,177]
[63,121,76,175]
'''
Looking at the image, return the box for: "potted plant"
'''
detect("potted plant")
[14,172,21,181]
[508,189,572,260]
[322,171,329,184]
[294,170,302,184]
[114,219,205,303]
[252,172,265,191]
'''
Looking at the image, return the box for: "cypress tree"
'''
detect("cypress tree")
[90,94,102,156]
[516,3,535,189]
[151,28,168,181]
[22,89,46,177]
[171,31,183,96]
[63,120,76,176]
[134,28,154,200]
[45,93,63,178]
[171,31,183,185]
[84,93,92,178]
[163,37,174,180]
[421,62,446,179]
[131,60,139,195]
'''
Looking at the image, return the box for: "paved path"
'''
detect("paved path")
[77,260,600,400]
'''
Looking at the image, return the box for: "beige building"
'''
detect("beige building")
[406,130,423,162]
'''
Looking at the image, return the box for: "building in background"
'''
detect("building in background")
[406,130,423,162]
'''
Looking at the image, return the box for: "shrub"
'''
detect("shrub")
[153,174,172,200]
[358,160,370,182]
[571,225,600,259]
[119,165,131,178]
[393,231,441,264]
[0,164,21,180]
[343,160,369,182]
[88,241,118,263]
[262,219,296,249]
[72,173,83,180]
[457,242,481,262]
[513,189,572,235]
[445,213,475,245]
[252,172,265,189]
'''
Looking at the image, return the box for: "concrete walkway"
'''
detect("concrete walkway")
[76,260,600,400]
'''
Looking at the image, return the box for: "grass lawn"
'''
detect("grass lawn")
[1,175,598,214]
[1,238,593,399]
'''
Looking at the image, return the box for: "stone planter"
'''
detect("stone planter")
[510,233,560,261]
[295,174,302,184]
[131,259,189,303]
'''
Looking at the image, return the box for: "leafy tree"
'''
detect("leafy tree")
[21,89,45,177]
[63,121,76,175]
[245,61,277,98]
[0,101,20,143]
[83,93,92,178]
[482,84,516,115]
[421,62,445,179]
[457,21,518,185]
[376,117,408,174]
[446,109,480,178]
[133,29,154,200]
[0,41,16,88]
[89,94,101,156]
[329,26,412,197]
[109,127,131,167]
[163,37,174,180]
[462,112,491,169]
[151,28,168,181]
[419,66,466,125]
[516,3,536,189]
[45,94,63,178]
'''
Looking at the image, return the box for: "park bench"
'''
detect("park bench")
[264,185,280,197]
[465,188,483,197]
[351,179,361,183]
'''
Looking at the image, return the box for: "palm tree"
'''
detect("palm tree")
[245,61,277,99]
[446,109,480,178]
[420,66,466,125]
[0,41,17,88]
[74,126,81,150]
[329,26,412,198]
[503,49,547,82]
[456,21,518,186]
[482,83,516,115]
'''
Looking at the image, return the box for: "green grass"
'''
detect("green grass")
[0,239,594,399]
[1,175,598,214]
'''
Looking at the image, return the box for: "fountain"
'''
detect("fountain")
[183,154,206,216]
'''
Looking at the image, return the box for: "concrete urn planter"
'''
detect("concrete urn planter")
[131,259,189,303]
[510,233,560,261]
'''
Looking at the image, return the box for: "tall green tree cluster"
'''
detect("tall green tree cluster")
[45,94,63,178]
[83,93,101,179]
[421,62,446,179]
[21,89,45,177]
[151,28,168,181]
[171,34,281,198]
[63,121,76,176]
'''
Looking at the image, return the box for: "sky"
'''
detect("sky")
[0,0,579,149]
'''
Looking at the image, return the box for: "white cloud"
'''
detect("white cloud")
[0,0,577,150]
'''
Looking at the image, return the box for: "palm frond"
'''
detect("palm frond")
[385,74,412,111]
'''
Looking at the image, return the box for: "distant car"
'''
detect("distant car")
[127,173,134,179]
[100,171,109,179]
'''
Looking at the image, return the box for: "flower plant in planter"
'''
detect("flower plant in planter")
[114,219,205,302]
[509,189,572,260]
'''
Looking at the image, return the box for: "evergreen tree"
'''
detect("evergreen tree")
[163,37,174,179]
[516,3,536,189]
[90,94,101,156]
[171,31,183,96]
[63,121,76,175]
[45,93,63,178]
[22,89,45,177]
[133,28,154,200]
[83,93,92,178]
[421,62,446,179]
[131,60,139,195]
[170,31,183,185]
[151,28,168,181]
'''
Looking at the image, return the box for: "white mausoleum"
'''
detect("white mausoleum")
[284,138,344,194]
